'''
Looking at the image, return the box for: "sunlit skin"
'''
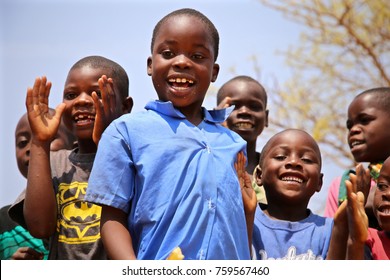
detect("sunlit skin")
[147,15,219,126]
[347,94,390,163]
[15,113,74,179]
[217,79,268,144]
[62,67,122,153]
[373,157,390,232]
[257,129,323,221]
[24,64,130,238]
[13,112,74,260]
[217,79,268,173]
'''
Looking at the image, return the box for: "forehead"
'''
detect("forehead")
[220,80,266,102]
[66,66,108,84]
[15,115,31,135]
[155,15,213,46]
[349,94,382,112]
[266,131,320,156]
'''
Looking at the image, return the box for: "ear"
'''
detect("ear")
[211,63,219,82]
[122,96,134,114]
[265,109,269,127]
[316,173,324,193]
[254,165,263,186]
[147,57,152,76]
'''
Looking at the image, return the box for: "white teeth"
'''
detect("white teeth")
[74,114,95,121]
[235,123,253,129]
[169,78,194,84]
[351,141,363,147]
[383,209,390,214]
[281,176,303,183]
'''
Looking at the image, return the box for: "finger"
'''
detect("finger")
[31,77,42,109]
[216,96,232,110]
[107,77,116,112]
[98,76,110,117]
[38,76,48,113]
[43,80,52,110]
[92,91,103,118]
[348,173,357,193]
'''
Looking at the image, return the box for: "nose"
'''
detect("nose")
[172,54,191,69]
[285,154,302,169]
[348,124,361,137]
[381,187,390,201]
[236,106,251,117]
[74,92,93,107]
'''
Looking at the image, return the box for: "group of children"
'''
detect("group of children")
[1,8,389,260]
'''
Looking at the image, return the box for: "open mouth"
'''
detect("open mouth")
[234,122,253,129]
[350,140,364,148]
[281,176,303,184]
[168,78,194,90]
[74,113,95,125]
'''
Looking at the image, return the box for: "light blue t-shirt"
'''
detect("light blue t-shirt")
[85,100,249,260]
[252,205,333,260]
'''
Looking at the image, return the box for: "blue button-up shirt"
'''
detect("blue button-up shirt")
[85,100,249,260]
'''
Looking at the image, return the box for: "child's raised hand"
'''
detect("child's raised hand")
[25,76,65,142]
[92,75,120,145]
[235,151,257,215]
[215,96,232,128]
[345,173,369,244]
[355,164,371,204]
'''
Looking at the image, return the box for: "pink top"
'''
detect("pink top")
[366,228,390,260]
[324,175,376,217]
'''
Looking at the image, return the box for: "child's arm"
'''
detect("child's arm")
[11,247,44,260]
[92,75,122,145]
[100,205,137,260]
[24,76,65,238]
[235,151,257,255]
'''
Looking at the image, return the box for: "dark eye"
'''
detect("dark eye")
[274,155,286,161]
[161,50,174,59]
[192,53,204,60]
[359,116,373,125]
[64,92,78,100]
[16,139,28,149]
[301,157,313,164]
[377,182,389,192]
[249,103,264,112]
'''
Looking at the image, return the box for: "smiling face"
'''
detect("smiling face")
[147,14,219,121]
[63,65,118,151]
[347,93,390,163]
[218,79,268,143]
[258,129,323,207]
[373,157,390,231]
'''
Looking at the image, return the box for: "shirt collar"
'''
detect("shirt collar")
[145,100,234,124]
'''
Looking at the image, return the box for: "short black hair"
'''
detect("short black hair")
[216,75,267,106]
[355,87,390,112]
[69,55,129,100]
[259,129,322,168]
[150,8,219,61]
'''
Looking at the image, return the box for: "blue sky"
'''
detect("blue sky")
[0,0,342,213]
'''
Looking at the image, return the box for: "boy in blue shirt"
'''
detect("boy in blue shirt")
[85,8,250,260]
[238,129,367,260]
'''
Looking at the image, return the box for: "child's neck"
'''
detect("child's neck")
[264,203,309,222]
[246,141,259,174]
[179,107,203,126]
[76,139,97,154]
